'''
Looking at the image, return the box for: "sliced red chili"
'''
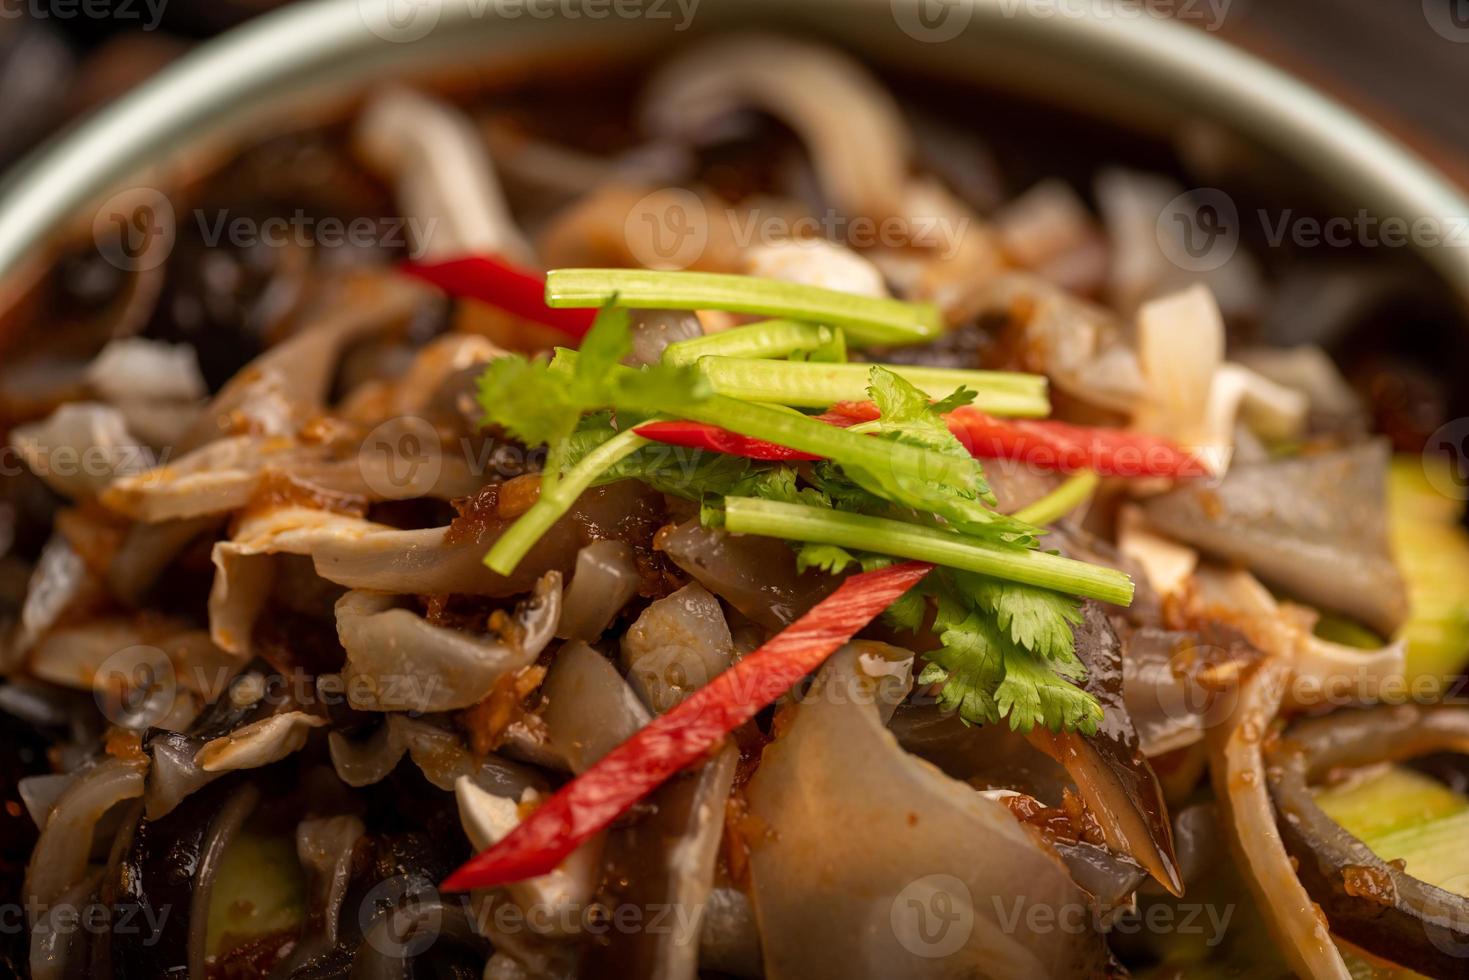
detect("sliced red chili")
[439,560,933,892]
[632,420,824,462]
[400,255,596,339]
[827,402,1206,477]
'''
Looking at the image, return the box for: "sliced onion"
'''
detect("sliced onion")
[86,337,206,405]
[194,710,328,772]
[355,85,532,262]
[541,639,650,774]
[557,539,641,641]
[620,581,734,714]
[743,239,889,298]
[661,519,837,629]
[337,572,560,712]
[24,756,146,922]
[1206,656,1350,979]
[11,402,153,500]
[641,34,912,220]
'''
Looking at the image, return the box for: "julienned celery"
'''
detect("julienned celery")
[697,356,1050,416]
[545,268,942,346]
[548,350,996,495]
[662,320,845,366]
[1011,471,1100,526]
[485,426,649,575]
[722,498,1135,605]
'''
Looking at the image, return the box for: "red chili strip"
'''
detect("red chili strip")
[632,420,824,462]
[827,402,1206,478]
[943,407,1209,478]
[400,255,596,339]
[439,560,933,892]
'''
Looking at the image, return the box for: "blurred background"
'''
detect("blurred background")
[1,0,1467,187]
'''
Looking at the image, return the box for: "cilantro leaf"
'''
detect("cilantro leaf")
[477,304,708,453]
[841,368,1039,545]
[964,574,1085,664]
[904,569,1100,735]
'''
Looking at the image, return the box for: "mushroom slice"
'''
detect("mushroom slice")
[641,34,912,220]
[179,271,431,451]
[337,572,560,712]
[541,639,651,774]
[746,643,1109,979]
[355,85,532,262]
[1265,705,1469,977]
[193,710,327,772]
[1147,441,1408,637]
[207,498,572,657]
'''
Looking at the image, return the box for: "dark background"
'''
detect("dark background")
[0,0,1466,186]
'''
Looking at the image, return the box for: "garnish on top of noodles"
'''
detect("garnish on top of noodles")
[476,269,1149,734]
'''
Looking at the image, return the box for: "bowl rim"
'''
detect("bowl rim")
[0,0,1466,302]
